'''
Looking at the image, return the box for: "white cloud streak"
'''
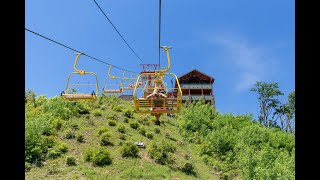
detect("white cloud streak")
[211,33,271,92]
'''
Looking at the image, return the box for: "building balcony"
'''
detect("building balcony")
[180,83,212,89]
[182,95,213,101]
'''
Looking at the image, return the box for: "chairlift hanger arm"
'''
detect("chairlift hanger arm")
[156,46,172,75]
[108,65,119,79]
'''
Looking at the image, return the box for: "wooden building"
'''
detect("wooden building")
[169,69,215,106]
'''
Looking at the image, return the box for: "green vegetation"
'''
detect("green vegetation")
[120,142,139,158]
[177,99,295,179]
[25,90,294,179]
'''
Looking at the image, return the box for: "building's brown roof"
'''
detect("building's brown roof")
[177,69,215,84]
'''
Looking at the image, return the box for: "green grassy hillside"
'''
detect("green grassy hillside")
[25,92,294,179]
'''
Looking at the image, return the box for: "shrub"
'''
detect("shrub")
[182,163,196,175]
[106,111,118,120]
[123,117,129,123]
[108,120,117,126]
[100,105,107,110]
[100,132,113,146]
[138,117,150,125]
[77,134,85,143]
[113,105,123,112]
[119,134,126,140]
[52,118,62,131]
[25,120,49,163]
[44,135,57,148]
[84,149,94,162]
[154,128,161,134]
[120,142,139,158]
[138,126,146,136]
[148,140,175,165]
[64,129,76,139]
[66,156,77,166]
[25,162,32,172]
[55,142,68,153]
[118,125,126,133]
[97,127,109,136]
[129,121,139,129]
[162,141,176,153]
[92,109,102,117]
[46,141,68,159]
[70,123,79,130]
[124,109,134,118]
[91,148,112,166]
[47,149,61,159]
[146,133,153,139]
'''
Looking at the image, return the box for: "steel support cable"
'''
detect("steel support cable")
[25,28,138,73]
[92,0,143,62]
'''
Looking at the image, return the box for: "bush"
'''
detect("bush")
[106,111,118,120]
[92,109,102,116]
[91,148,112,166]
[70,123,79,130]
[25,162,32,172]
[113,105,123,112]
[108,120,117,126]
[100,132,113,146]
[118,125,126,133]
[44,135,57,148]
[120,142,139,158]
[138,126,146,136]
[148,140,175,165]
[66,156,77,166]
[97,127,109,136]
[129,121,139,129]
[182,163,196,175]
[119,134,126,140]
[64,129,76,139]
[77,134,85,143]
[55,142,68,153]
[154,128,161,134]
[52,118,62,131]
[123,117,129,123]
[146,133,153,139]
[84,149,94,162]
[47,149,61,159]
[124,109,134,118]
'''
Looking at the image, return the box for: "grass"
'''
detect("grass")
[25,97,220,179]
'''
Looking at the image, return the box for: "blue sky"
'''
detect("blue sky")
[25,0,295,120]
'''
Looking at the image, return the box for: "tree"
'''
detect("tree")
[273,90,295,133]
[286,91,295,133]
[250,81,284,127]
[25,90,36,107]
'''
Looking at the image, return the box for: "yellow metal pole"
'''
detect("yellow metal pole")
[156,46,172,74]
[73,53,85,75]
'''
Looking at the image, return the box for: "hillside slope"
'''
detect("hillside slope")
[25,93,294,179]
[25,95,221,179]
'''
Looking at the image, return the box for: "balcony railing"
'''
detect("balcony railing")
[182,95,212,101]
[179,83,212,89]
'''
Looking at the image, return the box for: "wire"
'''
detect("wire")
[92,0,143,62]
[25,28,137,73]
[158,0,162,69]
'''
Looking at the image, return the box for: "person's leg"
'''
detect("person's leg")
[155,114,161,125]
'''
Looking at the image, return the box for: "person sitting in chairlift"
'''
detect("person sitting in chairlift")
[146,84,167,99]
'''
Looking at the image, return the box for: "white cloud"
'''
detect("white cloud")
[210,33,271,92]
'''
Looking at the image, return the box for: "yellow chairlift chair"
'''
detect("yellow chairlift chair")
[133,46,182,125]
[102,65,123,95]
[61,53,99,100]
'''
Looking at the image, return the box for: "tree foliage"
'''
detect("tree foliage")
[250,81,284,127]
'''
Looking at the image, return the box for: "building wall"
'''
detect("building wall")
[179,81,214,105]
